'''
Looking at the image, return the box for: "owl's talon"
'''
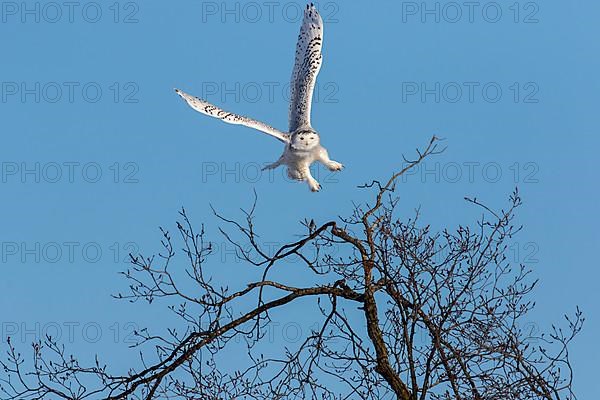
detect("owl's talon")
[326,161,344,172]
[309,180,321,192]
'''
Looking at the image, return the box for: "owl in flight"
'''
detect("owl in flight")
[175,3,343,192]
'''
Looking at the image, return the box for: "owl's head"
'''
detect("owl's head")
[290,129,320,151]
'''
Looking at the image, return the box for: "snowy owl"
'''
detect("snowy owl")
[175,3,343,192]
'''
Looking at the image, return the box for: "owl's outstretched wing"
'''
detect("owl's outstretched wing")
[288,3,323,133]
[175,89,290,143]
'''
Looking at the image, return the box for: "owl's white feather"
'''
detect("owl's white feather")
[175,89,290,143]
[175,3,342,192]
[289,4,323,133]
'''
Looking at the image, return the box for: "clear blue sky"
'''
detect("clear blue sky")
[1,0,598,397]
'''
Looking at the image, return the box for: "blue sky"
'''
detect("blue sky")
[1,0,598,397]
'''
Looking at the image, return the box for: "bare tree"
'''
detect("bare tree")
[1,137,582,400]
